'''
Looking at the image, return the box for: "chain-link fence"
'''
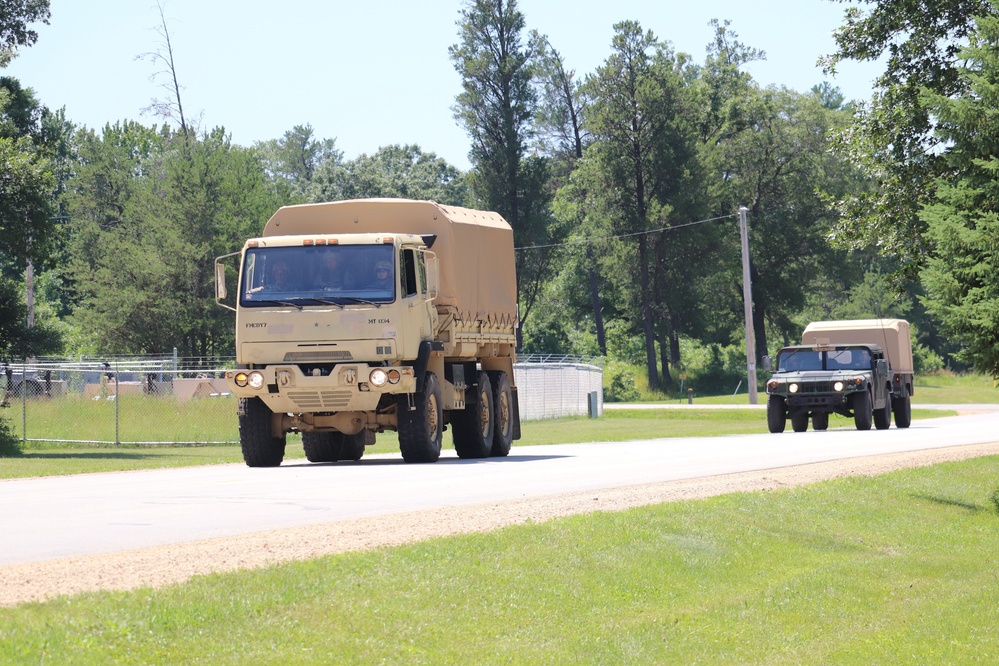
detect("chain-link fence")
[1,355,603,446]
[515,356,604,420]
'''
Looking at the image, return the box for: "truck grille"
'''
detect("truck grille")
[284,351,353,362]
[286,390,353,411]
[799,382,835,393]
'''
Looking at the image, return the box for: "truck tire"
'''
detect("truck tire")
[892,395,912,429]
[790,410,809,433]
[767,395,786,433]
[339,433,366,461]
[451,371,494,459]
[398,371,443,463]
[488,371,514,457]
[874,393,892,430]
[239,397,286,467]
[853,390,873,431]
[812,412,829,431]
[302,431,344,463]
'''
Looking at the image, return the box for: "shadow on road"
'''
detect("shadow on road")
[281,453,570,469]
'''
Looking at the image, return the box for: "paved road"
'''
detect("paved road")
[2,411,998,566]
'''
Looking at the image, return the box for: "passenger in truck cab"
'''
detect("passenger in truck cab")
[267,260,295,291]
[370,260,394,291]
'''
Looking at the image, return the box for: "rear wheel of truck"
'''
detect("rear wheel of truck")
[339,433,366,461]
[767,396,786,433]
[302,432,344,463]
[812,412,829,431]
[874,393,892,430]
[488,371,514,457]
[239,397,286,467]
[452,371,494,458]
[398,371,443,463]
[892,395,912,428]
[853,390,873,431]
[791,410,809,432]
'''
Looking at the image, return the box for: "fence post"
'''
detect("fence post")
[114,363,120,446]
[21,359,27,444]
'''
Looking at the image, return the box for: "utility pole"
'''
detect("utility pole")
[739,206,758,404]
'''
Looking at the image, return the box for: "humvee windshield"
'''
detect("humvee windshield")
[777,348,871,372]
[240,244,396,307]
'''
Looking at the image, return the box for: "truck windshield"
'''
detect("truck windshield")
[240,244,396,307]
[777,348,872,371]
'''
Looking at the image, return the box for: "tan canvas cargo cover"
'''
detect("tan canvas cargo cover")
[802,319,913,374]
[262,199,518,327]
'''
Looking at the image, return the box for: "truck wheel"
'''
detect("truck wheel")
[339,433,366,461]
[239,397,286,467]
[874,393,892,430]
[790,411,809,433]
[398,371,443,463]
[767,396,786,433]
[853,390,873,431]
[488,371,514,457]
[452,371,494,458]
[302,431,343,463]
[892,395,912,429]
[812,412,829,431]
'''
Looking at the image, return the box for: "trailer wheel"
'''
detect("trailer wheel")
[767,396,786,433]
[874,393,892,430]
[239,397,286,467]
[892,395,912,429]
[488,371,514,457]
[302,432,343,463]
[398,371,443,463]
[812,412,829,431]
[791,410,809,433]
[452,371,494,458]
[853,390,873,431]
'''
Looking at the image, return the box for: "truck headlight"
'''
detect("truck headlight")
[834,381,844,392]
[788,383,799,393]
[247,371,265,390]
[233,372,249,387]
[369,368,388,387]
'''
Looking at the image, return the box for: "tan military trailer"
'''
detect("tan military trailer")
[763,319,914,433]
[215,198,521,466]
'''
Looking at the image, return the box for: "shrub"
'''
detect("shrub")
[0,414,22,457]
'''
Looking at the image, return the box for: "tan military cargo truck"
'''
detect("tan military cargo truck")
[215,198,521,466]
[763,319,914,433]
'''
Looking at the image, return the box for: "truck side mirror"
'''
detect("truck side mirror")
[424,252,439,300]
[215,261,227,300]
[762,356,773,372]
[876,359,887,373]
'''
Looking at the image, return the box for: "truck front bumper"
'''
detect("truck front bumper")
[226,363,416,413]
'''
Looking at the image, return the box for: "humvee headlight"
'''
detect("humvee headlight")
[788,383,799,393]
[834,381,844,392]
[233,372,249,387]
[369,368,388,387]
[767,379,778,391]
[247,371,265,390]
[387,369,401,384]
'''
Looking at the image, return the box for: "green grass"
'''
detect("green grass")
[3,457,999,662]
[0,408,952,479]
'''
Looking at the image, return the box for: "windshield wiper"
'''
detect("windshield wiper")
[254,299,303,310]
[302,298,344,309]
[338,296,382,307]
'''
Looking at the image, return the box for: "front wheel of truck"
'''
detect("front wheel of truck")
[488,371,514,457]
[874,393,892,430]
[398,371,443,463]
[853,390,873,431]
[239,397,286,467]
[452,371,494,459]
[767,396,786,433]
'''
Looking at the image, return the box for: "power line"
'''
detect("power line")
[514,212,739,251]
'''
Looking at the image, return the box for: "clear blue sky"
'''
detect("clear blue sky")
[6,0,880,170]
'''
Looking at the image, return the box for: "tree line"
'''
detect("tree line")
[2,0,998,394]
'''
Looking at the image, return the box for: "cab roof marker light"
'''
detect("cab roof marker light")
[303,239,314,245]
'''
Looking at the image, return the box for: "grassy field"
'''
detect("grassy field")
[0,407,951,479]
[2,457,998,662]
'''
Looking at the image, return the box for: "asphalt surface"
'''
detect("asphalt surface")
[2,410,998,567]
